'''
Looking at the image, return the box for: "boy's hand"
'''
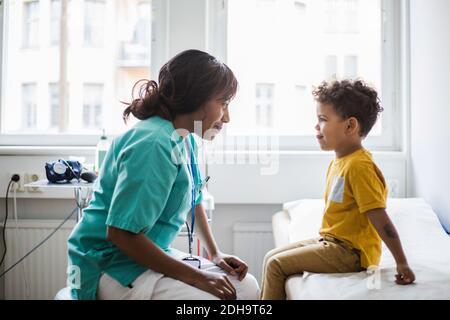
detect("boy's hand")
[395,263,415,285]
[366,209,415,286]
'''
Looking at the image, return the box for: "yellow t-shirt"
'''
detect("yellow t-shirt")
[319,148,387,268]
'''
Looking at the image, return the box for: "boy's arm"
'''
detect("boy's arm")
[366,208,416,285]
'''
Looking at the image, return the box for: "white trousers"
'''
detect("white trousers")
[97,255,260,300]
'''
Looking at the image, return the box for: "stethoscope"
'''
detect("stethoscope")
[184,138,210,263]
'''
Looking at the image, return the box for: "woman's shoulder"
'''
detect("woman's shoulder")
[116,116,183,151]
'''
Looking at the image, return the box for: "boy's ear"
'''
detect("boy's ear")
[346,117,359,134]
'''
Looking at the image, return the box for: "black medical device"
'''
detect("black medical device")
[45,159,97,183]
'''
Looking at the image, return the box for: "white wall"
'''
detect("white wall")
[209,152,407,204]
[409,0,450,233]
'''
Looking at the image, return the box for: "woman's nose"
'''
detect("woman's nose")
[315,123,320,131]
[222,108,230,123]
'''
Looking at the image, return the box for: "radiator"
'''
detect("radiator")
[3,219,75,300]
[232,222,274,284]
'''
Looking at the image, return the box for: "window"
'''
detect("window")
[0,0,401,148]
[134,1,152,47]
[293,85,315,136]
[344,55,358,79]
[325,0,339,33]
[343,0,358,33]
[325,0,358,34]
[255,83,274,129]
[223,0,397,150]
[23,1,39,48]
[325,55,338,80]
[49,83,59,128]
[50,0,74,46]
[1,0,155,145]
[83,84,103,129]
[84,0,105,47]
[119,1,152,66]
[50,0,60,45]
[22,84,37,129]
[324,55,359,82]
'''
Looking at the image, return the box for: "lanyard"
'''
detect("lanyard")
[185,139,197,257]
[185,137,210,258]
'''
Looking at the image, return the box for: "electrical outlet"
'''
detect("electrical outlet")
[26,173,43,192]
[9,172,25,192]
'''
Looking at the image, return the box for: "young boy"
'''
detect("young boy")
[260,79,415,300]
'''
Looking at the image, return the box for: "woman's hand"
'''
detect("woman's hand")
[212,252,248,281]
[191,270,237,300]
[395,263,416,285]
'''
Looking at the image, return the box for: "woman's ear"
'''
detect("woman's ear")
[346,117,359,135]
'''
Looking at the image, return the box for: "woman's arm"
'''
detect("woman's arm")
[366,208,416,285]
[107,226,236,299]
[193,203,219,257]
[194,204,248,281]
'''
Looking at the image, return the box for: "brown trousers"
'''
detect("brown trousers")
[260,236,363,300]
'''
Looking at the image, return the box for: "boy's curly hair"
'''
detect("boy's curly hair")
[312,80,384,137]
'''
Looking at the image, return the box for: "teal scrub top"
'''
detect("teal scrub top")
[67,116,203,300]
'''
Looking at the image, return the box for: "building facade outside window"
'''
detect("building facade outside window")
[1,0,153,143]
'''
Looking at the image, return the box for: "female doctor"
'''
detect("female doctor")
[67,49,260,300]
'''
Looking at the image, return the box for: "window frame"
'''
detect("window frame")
[0,0,404,150]
[208,0,404,152]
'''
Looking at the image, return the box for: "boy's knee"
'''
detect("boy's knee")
[266,256,283,275]
[263,248,279,266]
[264,248,279,260]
